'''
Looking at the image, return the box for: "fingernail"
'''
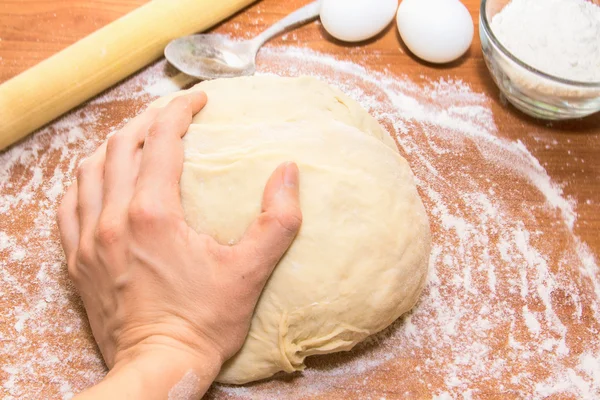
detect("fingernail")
[283,162,298,188]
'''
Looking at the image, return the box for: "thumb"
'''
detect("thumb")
[236,162,303,281]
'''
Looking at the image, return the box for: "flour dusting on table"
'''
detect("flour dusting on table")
[0,47,598,399]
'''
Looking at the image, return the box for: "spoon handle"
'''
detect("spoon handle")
[250,1,321,50]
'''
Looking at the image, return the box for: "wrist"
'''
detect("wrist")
[113,350,219,399]
[77,337,222,400]
[112,334,224,377]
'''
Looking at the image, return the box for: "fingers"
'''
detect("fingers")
[102,108,159,211]
[235,162,303,282]
[57,183,80,265]
[134,92,207,212]
[77,142,107,239]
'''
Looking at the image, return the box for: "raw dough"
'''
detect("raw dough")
[152,75,398,151]
[157,76,431,384]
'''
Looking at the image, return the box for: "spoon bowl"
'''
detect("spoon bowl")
[165,34,257,79]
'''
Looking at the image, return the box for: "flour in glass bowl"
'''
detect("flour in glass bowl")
[0,46,599,400]
[491,0,600,83]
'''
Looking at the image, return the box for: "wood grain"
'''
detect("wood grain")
[0,0,258,149]
[2,1,597,246]
[1,0,599,398]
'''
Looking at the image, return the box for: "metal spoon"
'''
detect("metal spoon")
[164,1,321,80]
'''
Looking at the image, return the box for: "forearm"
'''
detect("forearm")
[75,349,221,400]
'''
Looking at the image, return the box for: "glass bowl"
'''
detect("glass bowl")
[479,0,600,120]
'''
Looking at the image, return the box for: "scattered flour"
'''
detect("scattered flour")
[0,46,598,399]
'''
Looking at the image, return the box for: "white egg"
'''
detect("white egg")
[396,0,473,64]
[320,0,398,43]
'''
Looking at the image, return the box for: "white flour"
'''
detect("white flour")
[0,46,599,399]
[491,0,600,82]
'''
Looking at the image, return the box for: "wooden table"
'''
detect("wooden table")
[1,1,599,399]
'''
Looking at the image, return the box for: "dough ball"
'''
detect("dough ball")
[153,75,398,151]
[160,76,431,384]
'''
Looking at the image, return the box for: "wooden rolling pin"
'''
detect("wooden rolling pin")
[0,0,257,151]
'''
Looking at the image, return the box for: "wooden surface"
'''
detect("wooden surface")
[1,0,599,399]
[2,0,598,245]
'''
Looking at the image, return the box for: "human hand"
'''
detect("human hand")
[57,92,302,398]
